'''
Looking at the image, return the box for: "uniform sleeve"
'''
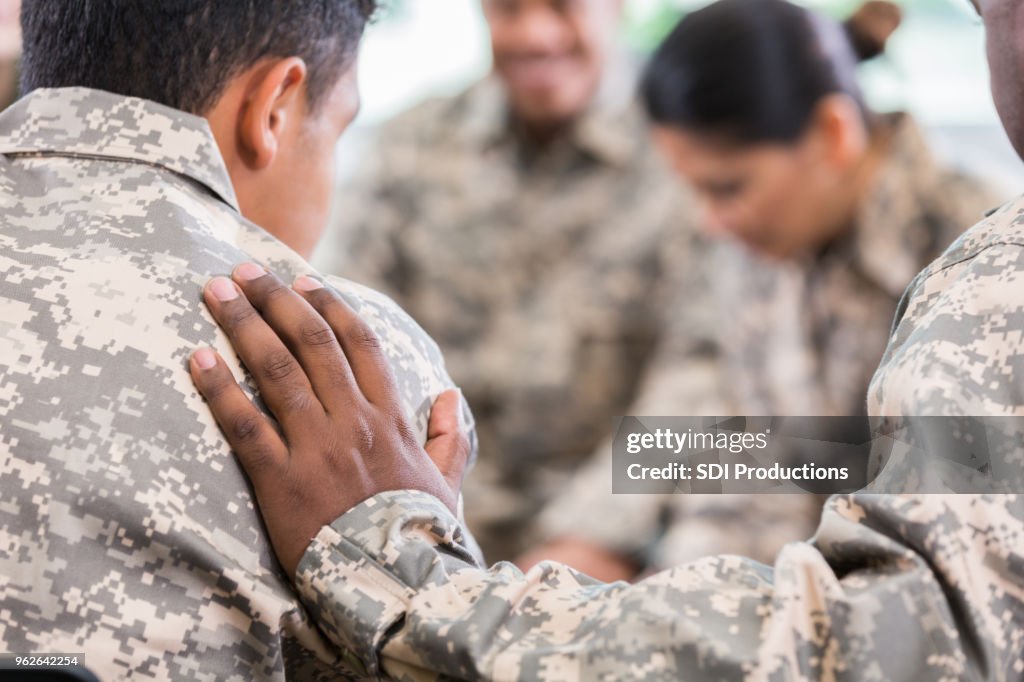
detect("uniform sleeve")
[294,489,1021,681]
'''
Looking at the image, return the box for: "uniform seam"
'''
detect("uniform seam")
[916,239,1024,284]
[1,149,237,210]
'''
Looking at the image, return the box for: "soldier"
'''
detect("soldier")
[0,2,477,679]
[328,0,694,561]
[868,0,1024,419]
[193,0,1024,679]
[521,0,1003,581]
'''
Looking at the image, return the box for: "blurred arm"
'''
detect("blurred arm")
[525,237,737,571]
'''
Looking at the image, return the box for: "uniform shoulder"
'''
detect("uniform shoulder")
[320,274,477,451]
[869,194,1024,416]
[322,274,446,379]
[879,114,1000,241]
[930,164,1006,226]
[374,81,491,145]
[911,193,1024,287]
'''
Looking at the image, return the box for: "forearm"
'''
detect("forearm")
[294,491,758,680]
[295,491,1006,681]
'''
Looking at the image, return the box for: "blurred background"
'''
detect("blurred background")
[315,0,1019,270]
[0,0,1012,265]
[1,0,1015,566]
[314,0,1023,569]
[1,0,1017,572]
[349,0,989,126]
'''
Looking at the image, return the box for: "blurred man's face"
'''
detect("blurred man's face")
[482,0,621,128]
[976,0,1024,160]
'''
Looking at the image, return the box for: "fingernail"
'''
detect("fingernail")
[293,275,323,292]
[193,347,217,370]
[233,262,265,281]
[208,277,239,301]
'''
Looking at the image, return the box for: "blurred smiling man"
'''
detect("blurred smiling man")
[332,0,695,561]
[488,0,617,135]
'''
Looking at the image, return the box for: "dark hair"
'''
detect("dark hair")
[642,0,893,145]
[20,0,379,115]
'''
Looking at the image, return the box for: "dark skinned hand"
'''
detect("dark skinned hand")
[188,263,470,577]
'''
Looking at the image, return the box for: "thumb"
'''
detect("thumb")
[425,389,470,493]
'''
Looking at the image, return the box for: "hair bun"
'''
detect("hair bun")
[844,1,903,62]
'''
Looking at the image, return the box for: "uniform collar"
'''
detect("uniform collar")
[462,60,640,168]
[0,87,239,211]
[846,113,944,298]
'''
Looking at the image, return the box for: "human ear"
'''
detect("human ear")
[807,94,869,170]
[237,57,308,170]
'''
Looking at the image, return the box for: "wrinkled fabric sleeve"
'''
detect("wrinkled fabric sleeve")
[295,489,1021,681]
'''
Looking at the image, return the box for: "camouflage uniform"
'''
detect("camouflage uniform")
[534,113,1003,569]
[869,193,1024,416]
[0,87,475,681]
[291,119,1024,681]
[328,75,693,561]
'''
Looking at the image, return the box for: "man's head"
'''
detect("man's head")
[20,0,377,257]
[973,0,1024,161]
[481,0,622,132]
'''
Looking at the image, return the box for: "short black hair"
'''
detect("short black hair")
[20,0,378,115]
[642,0,874,145]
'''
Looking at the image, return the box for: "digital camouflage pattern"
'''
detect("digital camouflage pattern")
[0,87,475,681]
[535,113,1004,569]
[870,191,1024,417]
[865,190,1024,493]
[327,74,694,561]
[292,113,1024,681]
[297,491,1023,681]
